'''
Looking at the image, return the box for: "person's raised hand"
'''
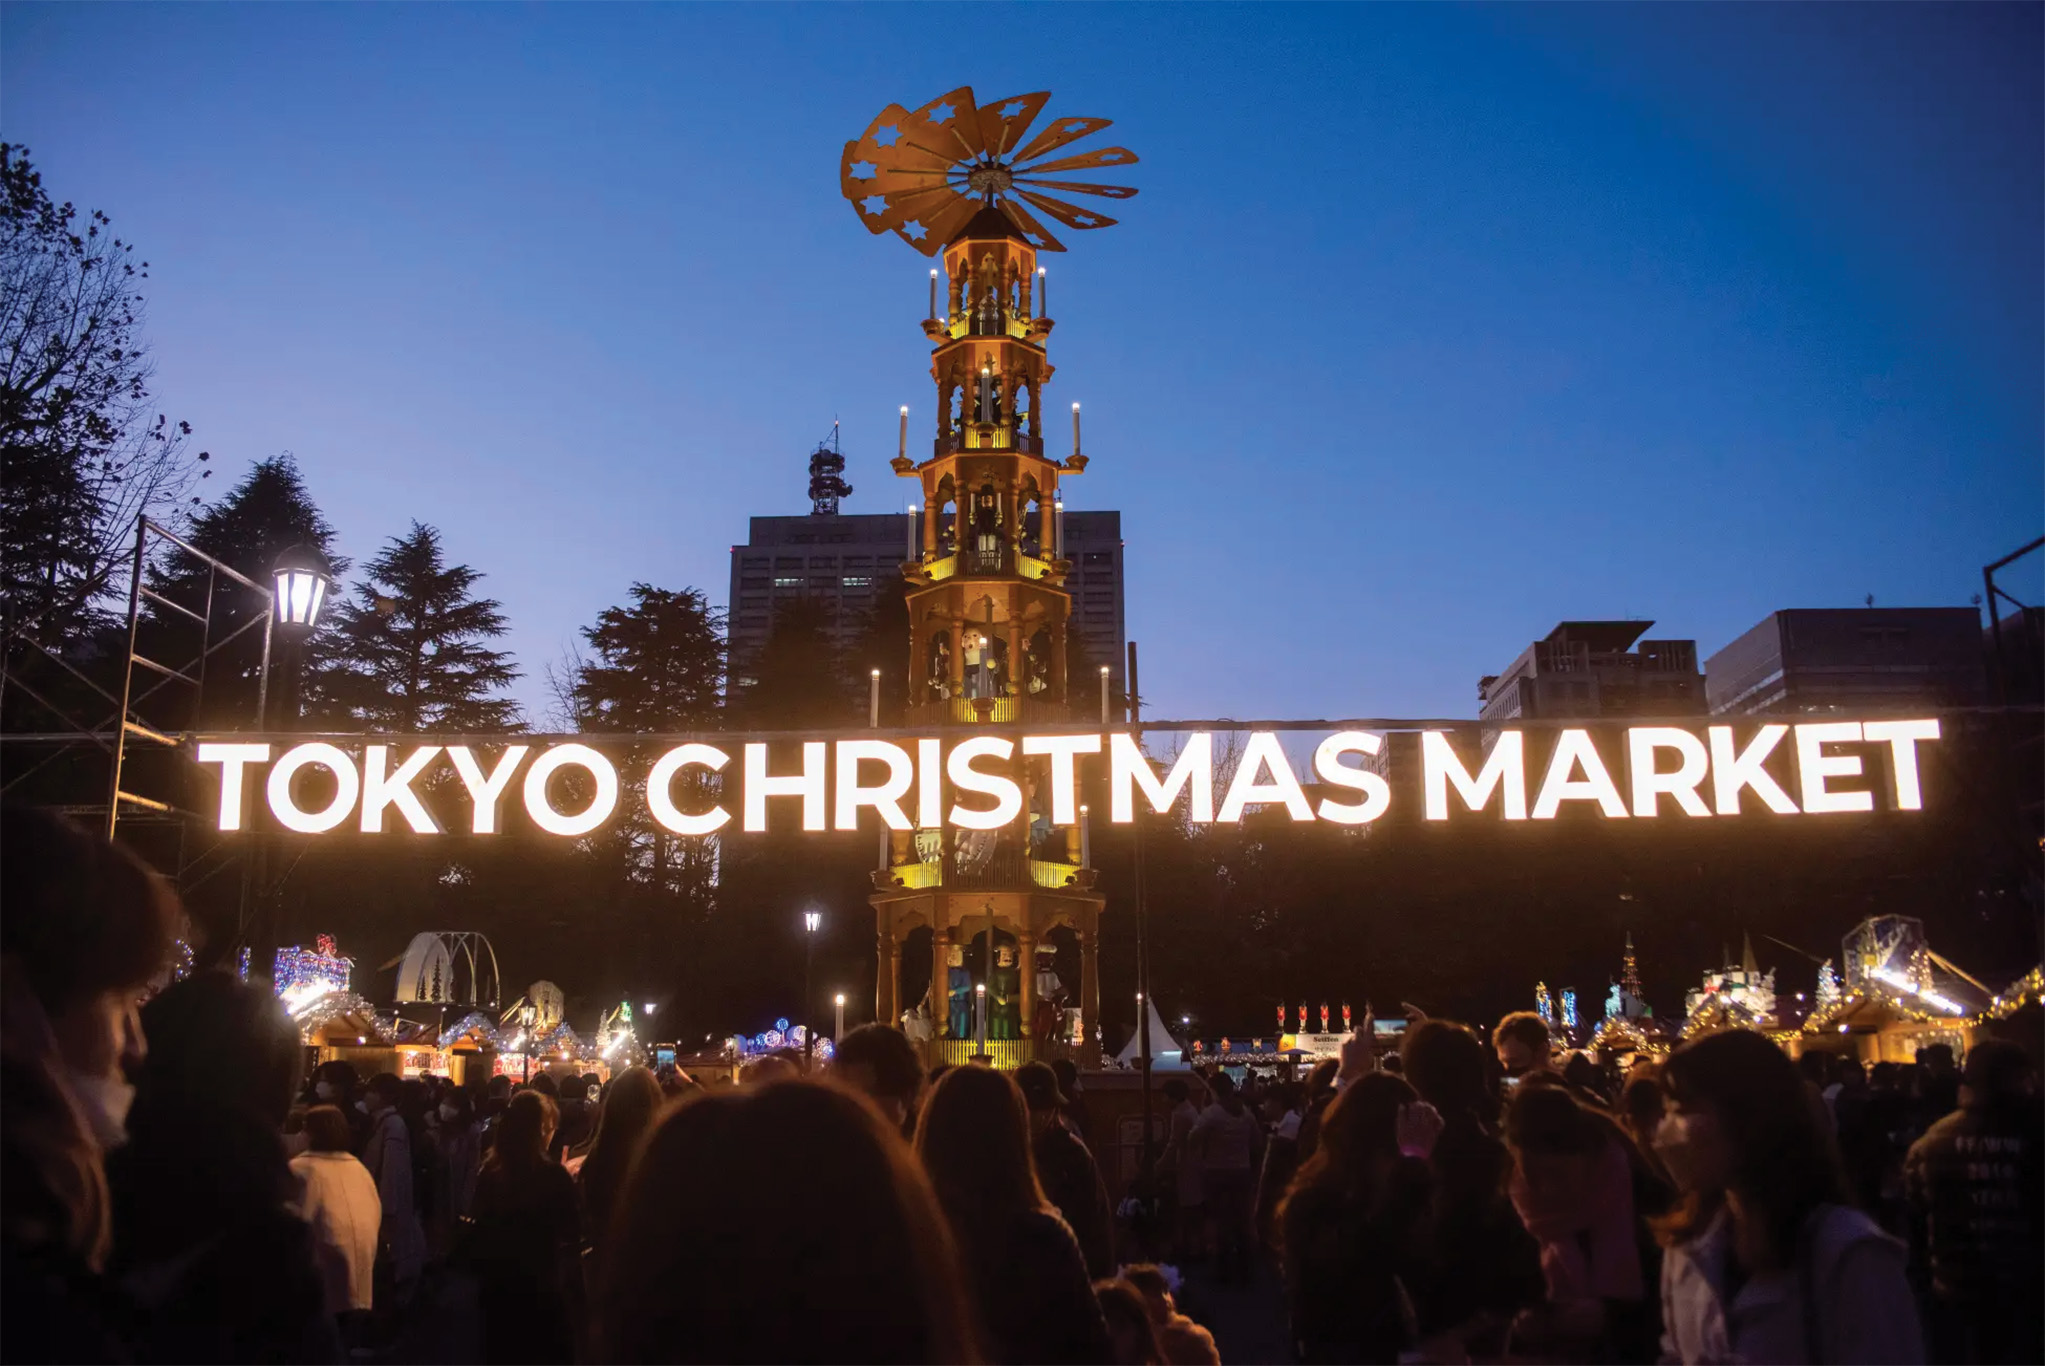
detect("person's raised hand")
[1338,1030,1373,1086]
[1396,1099,1445,1159]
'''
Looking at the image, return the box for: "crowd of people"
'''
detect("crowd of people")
[4,805,2040,1364]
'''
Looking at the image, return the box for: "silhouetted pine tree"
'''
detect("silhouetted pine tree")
[311,521,520,731]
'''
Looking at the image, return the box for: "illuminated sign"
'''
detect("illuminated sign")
[196,719,1941,837]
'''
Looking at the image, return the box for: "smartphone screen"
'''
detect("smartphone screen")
[1372,1019,1407,1037]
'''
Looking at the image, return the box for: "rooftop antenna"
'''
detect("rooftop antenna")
[808,419,852,516]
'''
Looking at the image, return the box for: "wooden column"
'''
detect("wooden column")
[932,925,952,1038]
[923,489,940,557]
[1006,617,1025,697]
[1079,924,1101,1056]
[876,921,898,1029]
[888,935,903,1031]
[1018,928,1036,1039]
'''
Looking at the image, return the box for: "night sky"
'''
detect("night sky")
[6,3,2039,724]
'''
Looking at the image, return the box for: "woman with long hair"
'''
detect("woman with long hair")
[469,1089,580,1363]
[1654,1030,1922,1364]
[573,1065,665,1272]
[1,807,177,1360]
[916,1064,1111,1364]
[1278,1072,1439,1363]
[594,1077,978,1363]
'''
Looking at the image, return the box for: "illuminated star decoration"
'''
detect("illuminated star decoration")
[839,87,1139,256]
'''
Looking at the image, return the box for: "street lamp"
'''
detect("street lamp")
[803,910,822,1070]
[270,544,334,637]
[250,544,335,991]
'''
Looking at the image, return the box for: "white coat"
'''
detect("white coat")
[290,1150,380,1314]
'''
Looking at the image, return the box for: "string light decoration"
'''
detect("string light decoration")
[1980,966,2043,1021]
[1535,982,1555,1027]
[275,934,353,1016]
[1815,959,1842,1013]
[294,992,395,1044]
[1560,989,1579,1032]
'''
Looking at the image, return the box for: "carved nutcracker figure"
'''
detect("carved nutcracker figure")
[991,944,1021,1040]
[1034,944,1067,1042]
[946,944,972,1039]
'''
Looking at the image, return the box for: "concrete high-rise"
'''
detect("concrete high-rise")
[724,505,1123,694]
[1479,621,1705,724]
[1703,608,1986,716]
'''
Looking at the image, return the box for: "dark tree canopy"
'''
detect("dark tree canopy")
[0,145,205,647]
[734,596,856,729]
[572,583,724,732]
[143,453,345,729]
[311,521,521,732]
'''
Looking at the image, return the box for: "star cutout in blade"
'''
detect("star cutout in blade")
[875,124,900,147]
[928,102,954,123]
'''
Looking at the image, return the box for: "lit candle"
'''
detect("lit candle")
[869,668,881,727]
[1071,402,1081,457]
[1036,265,1046,318]
[1080,803,1092,867]
[905,500,917,561]
[835,993,846,1042]
[928,268,938,320]
[1052,493,1063,559]
[1099,664,1111,725]
[898,404,908,461]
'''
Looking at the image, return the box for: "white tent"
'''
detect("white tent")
[1116,998,1191,1070]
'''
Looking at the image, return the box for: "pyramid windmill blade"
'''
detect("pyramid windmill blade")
[974,92,1052,160]
[1011,177,1140,201]
[892,193,981,256]
[994,197,1067,252]
[911,86,986,161]
[841,88,1136,255]
[1015,190,1119,232]
[1013,115,1114,166]
[1018,147,1139,177]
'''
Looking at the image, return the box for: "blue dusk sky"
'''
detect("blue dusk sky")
[4,3,2039,723]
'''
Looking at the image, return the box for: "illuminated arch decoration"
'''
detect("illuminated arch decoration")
[393,931,501,1008]
[841,87,1139,255]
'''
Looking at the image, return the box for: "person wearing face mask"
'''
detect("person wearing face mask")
[1,806,177,1362]
[1491,1012,1556,1089]
[1654,1031,1923,1364]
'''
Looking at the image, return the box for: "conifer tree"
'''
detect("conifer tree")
[312,522,520,731]
[143,453,343,728]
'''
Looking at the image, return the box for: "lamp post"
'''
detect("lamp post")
[248,544,334,989]
[803,910,822,1071]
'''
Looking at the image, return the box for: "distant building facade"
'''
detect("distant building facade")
[726,508,1124,690]
[1479,621,1704,724]
[1703,608,1986,717]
